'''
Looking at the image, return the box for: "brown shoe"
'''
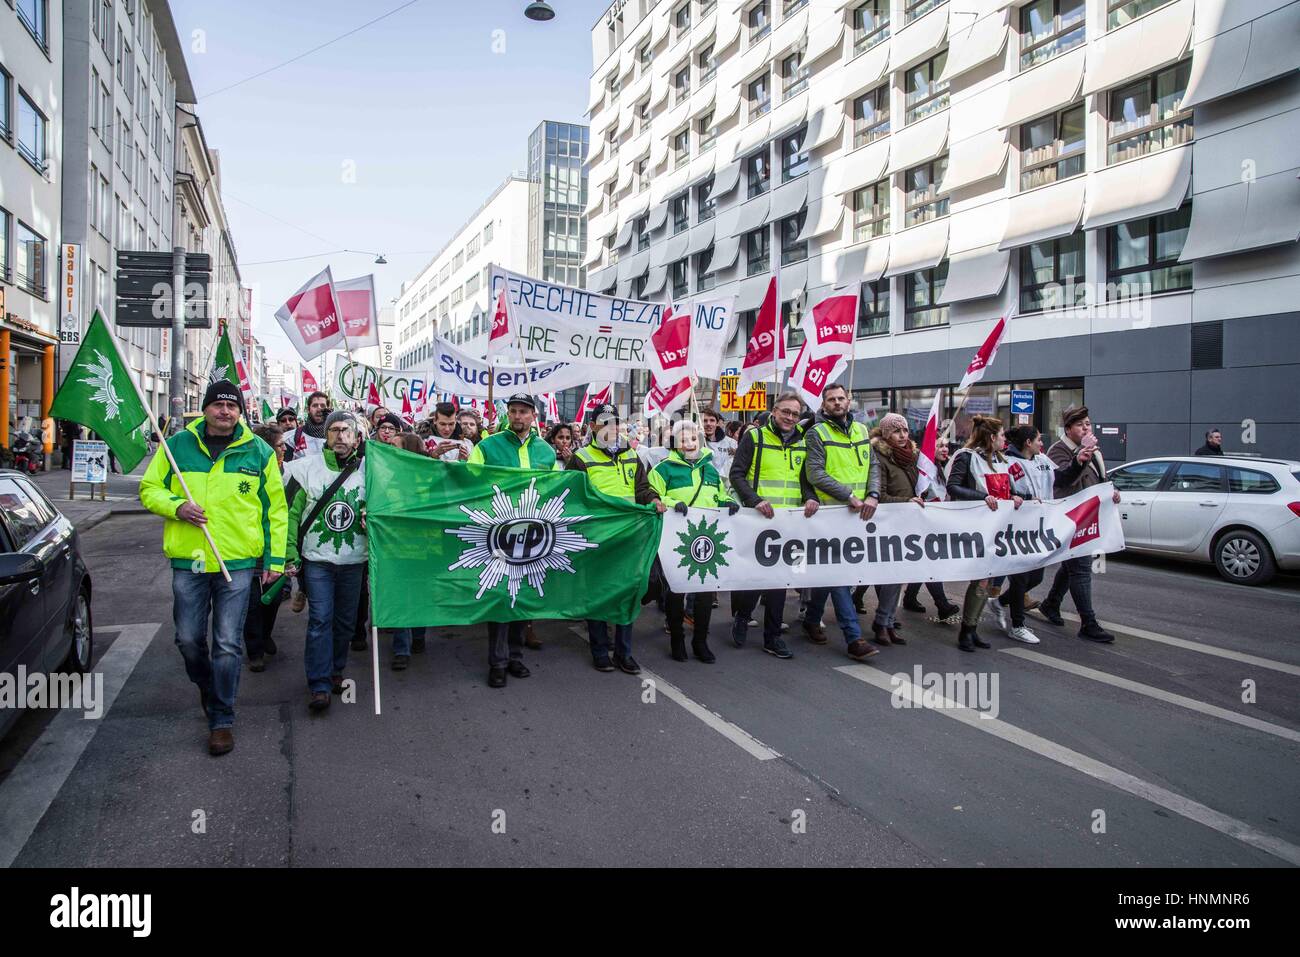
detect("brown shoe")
[291,590,306,613]
[846,639,879,661]
[208,729,234,756]
[887,627,906,646]
[309,691,331,712]
[871,624,891,647]
[801,619,828,645]
[1022,596,1040,611]
[330,673,344,695]
[524,622,542,650]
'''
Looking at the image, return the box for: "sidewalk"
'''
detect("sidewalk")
[29,459,151,532]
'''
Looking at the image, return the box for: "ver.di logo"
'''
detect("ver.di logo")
[674,516,731,583]
[447,480,596,606]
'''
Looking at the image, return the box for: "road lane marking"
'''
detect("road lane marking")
[835,664,1300,867]
[567,625,780,761]
[1000,647,1300,744]
[0,623,160,868]
[1058,612,1300,677]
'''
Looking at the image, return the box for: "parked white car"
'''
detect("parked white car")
[1107,456,1300,586]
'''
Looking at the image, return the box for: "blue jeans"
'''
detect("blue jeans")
[807,586,862,645]
[172,568,255,731]
[303,561,366,693]
[587,620,632,661]
[391,627,425,656]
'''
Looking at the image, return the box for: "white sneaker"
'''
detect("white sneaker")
[1007,625,1040,644]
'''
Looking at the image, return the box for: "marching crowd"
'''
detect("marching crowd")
[140,379,1120,757]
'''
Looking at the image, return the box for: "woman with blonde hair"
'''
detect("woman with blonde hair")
[944,415,1024,652]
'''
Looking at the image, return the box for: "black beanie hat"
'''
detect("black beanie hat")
[203,380,244,413]
[377,412,405,432]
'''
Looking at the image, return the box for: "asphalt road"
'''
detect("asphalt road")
[2,513,1296,867]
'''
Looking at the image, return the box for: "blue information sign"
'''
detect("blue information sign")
[1011,390,1035,415]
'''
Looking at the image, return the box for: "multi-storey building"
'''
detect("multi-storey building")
[585,0,1299,459]
[526,120,591,287]
[1,0,63,449]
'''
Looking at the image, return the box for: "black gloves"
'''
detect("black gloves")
[673,501,689,516]
[726,502,740,515]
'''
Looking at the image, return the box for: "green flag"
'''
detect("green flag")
[209,327,243,391]
[48,311,152,473]
[365,440,661,628]
[261,398,274,420]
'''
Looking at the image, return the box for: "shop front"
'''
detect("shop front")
[1,316,58,455]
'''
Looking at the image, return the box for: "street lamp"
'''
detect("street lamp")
[525,2,555,21]
[373,254,388,265]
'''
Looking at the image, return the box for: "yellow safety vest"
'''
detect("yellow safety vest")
[575,444,640,501]
[746,422,807,508]
[812,419,872,504]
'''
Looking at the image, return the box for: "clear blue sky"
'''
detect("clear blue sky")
[170,0,611,366]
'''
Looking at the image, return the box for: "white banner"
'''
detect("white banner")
[688,293,738,381]
[660,484,1124,593]
[60,243,82,344]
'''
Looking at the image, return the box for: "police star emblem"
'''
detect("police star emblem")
[446,479,597,606]
[674,516,731,584]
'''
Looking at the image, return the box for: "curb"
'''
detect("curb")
[72,504,149,534]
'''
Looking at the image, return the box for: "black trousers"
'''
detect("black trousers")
[998,568,1044,628]
[665,586,714,644]
[486,622,525,669]
[244,576,286,659]
[731,589,786,642]
[902,580,954,610]
[353,577,370,641]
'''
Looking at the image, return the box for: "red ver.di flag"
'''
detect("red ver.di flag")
[275,266,345,360]
[736,277,781,395]
[958,315,1008,391]
[335,274,380,350]
[648,304,692,382]
[487,285,522,364]
[644,373,693,418]
[788,341,847,410]
[302,365,319,394]
[807,290,858,361]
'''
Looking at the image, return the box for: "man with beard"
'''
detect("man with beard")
[290,392,332,457]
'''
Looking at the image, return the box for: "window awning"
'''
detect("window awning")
[625,70,652,106]
[650,237,674,269]
[614,219,636,250]
[1179,170,1300,261]
[768,91,809,143]
[693,12,718,51]
[735,35,773,83]
[833,237,890,285]
[715,76,742,124]
[589,158,617,189]
[627,128,651,163]
[615,162,635,192]
[651,135,669,169]
[647,199,670,232]
[1183,0,1300,108]
[999,45,1085,129]
[686,150,717,189]
[837,43,891,102]
[643,264,668,296]
[833,139,891,194]
[938,127,1009,194]
[797,198,845,243]
[771,8,810,59]
[893,0,949,71]
[587,264,614,292]
[734,193,771,235]
[716,4,742,50]
[806,14,845,64]
[735,114,772,159]
[584,185,604,217]
[686,219,717,257]
[616,279,633,299]
[617,248,651,282]
[1083,0,1194,96]
[651,6,671,47]
[583,239,605,267]
[617,102,636,138]
[1081,145,1191,230]
[768,176,810,223]
[586,133,605,166]
[999,175,1086,250]
[883,218,950,277]
[937,245,1009,303]
[588,210,616,244]
[665,228,692,264]
[650,71,670,109]
[619,43,637,82]
[712,232,742,270]
[689,83,717,119]
[806,78,846,151]
[652,165,692,205]
[714,158,743,195]
[781,261,809,302]
[940,9,1009,82]
[737,274,772,311]
[887,110,950,175]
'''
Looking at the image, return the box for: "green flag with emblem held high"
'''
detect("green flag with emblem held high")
[261,398,274,420]
[48,310,152,473]
[209,327,245,391]
[365,439,662,628]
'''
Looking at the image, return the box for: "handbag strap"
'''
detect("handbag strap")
[297,455,362,559]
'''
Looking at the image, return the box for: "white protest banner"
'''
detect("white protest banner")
[489,265,665,368]
[688,294,737,380]
[659,484,1123,593]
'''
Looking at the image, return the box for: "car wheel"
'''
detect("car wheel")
[1213,529,1276,587]
[60,587,94,674]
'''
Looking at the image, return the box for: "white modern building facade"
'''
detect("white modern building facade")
[584,0,1299,459]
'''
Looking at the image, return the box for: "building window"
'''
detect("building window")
[17,0,48,49]
[698,41,718,83]
[0,209,9,282]
[0,67,10,141]
[781,127,809,181]
[1107,61,1193,164]
[635,155,650,192]
[1105,205,1191,297]
[746,149,771,198]
[674,63,692,105]
[906,157,949,226]
[697,177,717,221]
[672,193,690,233]
[633,275,649,300]
[697,248,716,291]
[784,0,809,15]
[747,72,771,120]
[748,1,771,41]
[16,92,47,173]
[780,212,808,265]
[905,51,950,124]
[858,280,890,336]
[697,111,718,154]
[853,0,891,55]
[674,3,692,40]
[853,85,890,148]
[782,51,809,100]
[673,127,691,168]
[485,221,494,244]
[15,221,46,297]
[1020,0,1086,70]
[784,301,805,349]
[905,263,949,329]
[639,41,653,73]
[1108,0,1175,31]
[746,228,770,275]
[905,0,945,24]
[700,0,718,15]
[853,180,890,241]
[636,214,651,251]
[1020,102,1085,190]
[1020,232,1087,313]
[637,99,651,134]
[672,258,690,299]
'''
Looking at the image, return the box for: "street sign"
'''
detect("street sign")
[719,376,768,412]
[114,249,212,328]
[114,294,210,327]
[1011,389,1035,415]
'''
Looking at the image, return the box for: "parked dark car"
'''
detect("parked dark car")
[0,470,93,739]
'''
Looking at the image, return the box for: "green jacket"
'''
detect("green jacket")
[139,419,288,573]
[466,428,561,470]
[649,449,733,508]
